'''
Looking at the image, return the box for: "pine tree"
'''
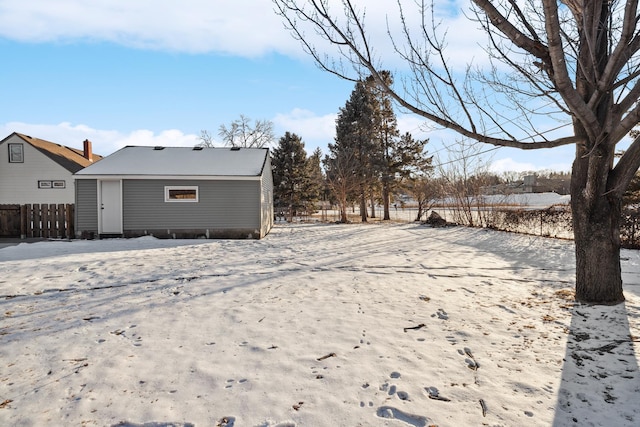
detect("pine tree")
[398,134,436,221]
[328,80,377,222]
[271,132,313,221]
[305,148,325,210]
[365,71,400,220]
[395,132,432,180]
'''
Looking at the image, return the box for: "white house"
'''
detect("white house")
[0,132,101,204]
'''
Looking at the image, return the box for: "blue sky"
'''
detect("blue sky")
[0,0,580,172]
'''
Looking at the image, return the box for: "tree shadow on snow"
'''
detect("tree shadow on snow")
[552,300,640,426]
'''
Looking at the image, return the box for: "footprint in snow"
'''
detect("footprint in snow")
[397,391,410,401]
[425,386,451,402]
[432,308,448,320]
[376,406,430,427]
[465,358,479,370]
[217,416,236,427]
[224,378,248,389]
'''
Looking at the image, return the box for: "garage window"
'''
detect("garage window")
[165,186,199,202]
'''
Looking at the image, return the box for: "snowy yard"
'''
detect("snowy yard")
[1,223,639,426]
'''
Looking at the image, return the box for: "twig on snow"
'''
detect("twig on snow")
[403,323,426,333]
[317,352,336,361]
[479,398,487,417]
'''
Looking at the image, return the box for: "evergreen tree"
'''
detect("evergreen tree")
[329,80,376,222]
[306,147,325,210]
[271,132,314,221]
[395,133,432,179]
[365,71,400,220]
[397,133,434,220]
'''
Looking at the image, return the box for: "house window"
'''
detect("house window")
[165,186,199,202]
[8,143,24,163]
[38,180,66,189]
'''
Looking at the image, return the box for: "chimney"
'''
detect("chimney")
[83,139,93,162]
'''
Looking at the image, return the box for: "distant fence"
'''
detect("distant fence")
[308,203,640,249]
[621,209,640,249]
[485,207,573,240]
[0,204,74,239]
[432,205,640,249]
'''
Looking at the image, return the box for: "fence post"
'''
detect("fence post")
[35,204,42,237]
[67,204,74,239]
[19,205,26,239]
[26,204,33,237]
[42,204,50,239]
[55,204,62,239]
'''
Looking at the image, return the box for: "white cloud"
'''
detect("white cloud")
[397,114,431,138]
[272,108,337,153]
[0,0,488,65]
[0,0,299,56]
[490,157,572,174]
[0,122,199,156]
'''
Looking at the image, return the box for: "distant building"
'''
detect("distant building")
[523,175,536,193]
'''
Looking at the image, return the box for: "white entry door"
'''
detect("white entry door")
[99,180,122,234]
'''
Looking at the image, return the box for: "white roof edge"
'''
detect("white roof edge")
[73,146,269,177]
[73,175,262,181]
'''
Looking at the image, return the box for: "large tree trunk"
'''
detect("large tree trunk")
[570,139,625,304]
[567,0,624,305]
[571,194,624,304]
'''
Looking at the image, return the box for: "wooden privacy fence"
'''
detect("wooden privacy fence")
[0,204,74,239]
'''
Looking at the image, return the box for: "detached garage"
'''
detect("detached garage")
[74,146,273,239]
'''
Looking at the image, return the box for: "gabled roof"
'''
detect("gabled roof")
[75,146,269,177]
[0,132,102,173]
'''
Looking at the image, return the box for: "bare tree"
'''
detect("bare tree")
[438,140,494,227]
[324,149,360,223]
[402,169,440,222]
[197,130,216,148]
[218,114,275,148]
[273,0,640,304]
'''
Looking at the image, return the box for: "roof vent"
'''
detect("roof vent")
[230,147,241,151]
[153,146,165,150]
[193,146,204,151]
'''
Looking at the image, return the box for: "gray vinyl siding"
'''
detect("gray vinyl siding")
[122,179,260,230]
[75,179,98,235]
[260,158,274,237]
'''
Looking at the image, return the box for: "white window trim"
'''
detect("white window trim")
[164,185,199,202]
[8,143,24,163]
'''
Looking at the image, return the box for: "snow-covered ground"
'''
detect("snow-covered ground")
[1,223,639,427]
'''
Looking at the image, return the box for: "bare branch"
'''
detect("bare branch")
[217,115,275,148]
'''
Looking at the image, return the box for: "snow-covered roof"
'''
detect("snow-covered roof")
[75,146,268,178]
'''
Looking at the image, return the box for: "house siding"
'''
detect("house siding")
[0,134,76,204]
[121,179,262,238]
[260,156,274,238]
[75,179,98,237]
